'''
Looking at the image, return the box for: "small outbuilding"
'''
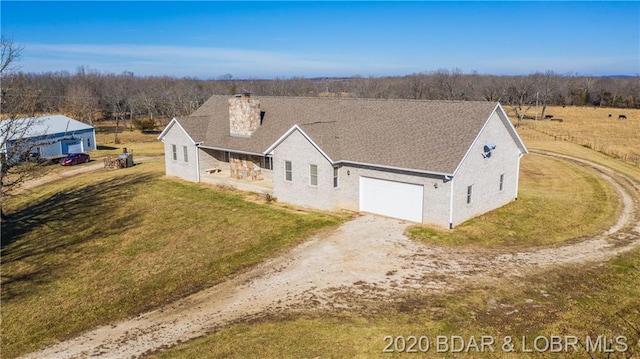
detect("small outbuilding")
[1,114,97,163]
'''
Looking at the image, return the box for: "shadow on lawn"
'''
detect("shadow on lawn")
[97,145,119,150]
[0,173,156,300]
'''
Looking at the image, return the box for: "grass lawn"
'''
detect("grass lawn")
[524,139,640,184]
[93,124,165,158]
[511,105,640,167]
[407,153,621,247]
[1,160,349,358]
[148,246,640,358]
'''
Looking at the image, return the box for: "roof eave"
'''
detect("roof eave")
[157,117,197,145]
[197,144,264,157]
[264,124,334,163]
[496,103,529,154]
[451,103,528,176]
[336,159,454,178]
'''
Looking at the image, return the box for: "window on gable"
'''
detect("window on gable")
[284,161,292,182]
[309,164,318,186]
[183,146,188,162]
[467,185,473,204]
[333,167,339,188]
[499,173,505,191]
[172,144,177,161]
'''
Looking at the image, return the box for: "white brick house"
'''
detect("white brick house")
[158,94,527,228]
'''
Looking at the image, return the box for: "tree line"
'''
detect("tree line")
[1,35,639,218]
[2,66,639,127]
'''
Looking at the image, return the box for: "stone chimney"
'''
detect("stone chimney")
[229,92,261,137]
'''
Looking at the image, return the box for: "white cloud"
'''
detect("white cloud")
[21,43,367,78]
[476,55,640,76]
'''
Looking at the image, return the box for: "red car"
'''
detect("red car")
[60,153,90,166]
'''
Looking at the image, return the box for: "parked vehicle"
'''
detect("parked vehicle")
[59,153,90,166]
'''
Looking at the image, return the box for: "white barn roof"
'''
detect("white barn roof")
[2,115,94,141]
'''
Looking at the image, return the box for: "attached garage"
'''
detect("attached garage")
[359,177,424,222]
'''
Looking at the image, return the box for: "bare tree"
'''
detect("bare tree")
[478,75,507,102]
[406,73,428,99]
[505,75,535,127]
[65,81,98,125]
[1,37,51,220]
[531,71,558,119]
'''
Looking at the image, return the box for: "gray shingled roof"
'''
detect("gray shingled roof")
[175,95,509,174]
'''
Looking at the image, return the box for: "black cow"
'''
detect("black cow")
[619,114,627,120]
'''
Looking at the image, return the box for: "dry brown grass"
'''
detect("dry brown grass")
[408,153,620,247]
[511,106,640,166]
[93,121,165,157]
[1,161,348,358]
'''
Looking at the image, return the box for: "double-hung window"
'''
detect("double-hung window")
[309,164,318,186]
[284,161,292,181]
[499,174,505,191]
[183,146,188,162]
[172,144,177,161]
[333,167,339,188]
[466,185,473,204]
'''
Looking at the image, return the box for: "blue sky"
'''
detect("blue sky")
[1,1,639,78]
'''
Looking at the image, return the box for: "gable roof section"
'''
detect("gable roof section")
[157,117,200,144]
[1,114,93,142]
[178,95,525,175]
[495,103,529,155]
[450,103,529,176]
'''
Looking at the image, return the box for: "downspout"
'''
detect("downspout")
[514,153,523,200]
[448,176,454,229]
[195,142,203,182]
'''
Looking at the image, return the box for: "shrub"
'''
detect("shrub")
[132,118,157,132]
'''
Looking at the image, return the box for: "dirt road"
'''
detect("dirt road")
[14,156,161,194]
[20,153,640,359]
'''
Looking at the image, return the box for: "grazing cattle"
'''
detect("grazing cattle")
[619,114,627,120]
[544,114,553,119]
[550,118,564,122]
[522,115,536,120]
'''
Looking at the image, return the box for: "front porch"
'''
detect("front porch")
[200,161,273,195]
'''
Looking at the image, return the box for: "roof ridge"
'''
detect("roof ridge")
[208,94,495,105]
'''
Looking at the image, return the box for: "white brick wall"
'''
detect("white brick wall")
[451,111,522,226]
[161,123,198,182]
[271,129,453,227]
[334,165,452,227]
[272,130,335,210]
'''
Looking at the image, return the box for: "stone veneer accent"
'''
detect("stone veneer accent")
[229,94,261,137]
[230,154,263,180]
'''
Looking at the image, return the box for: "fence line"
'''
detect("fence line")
[530,127,640,167]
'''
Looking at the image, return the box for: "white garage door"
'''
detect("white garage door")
[359,177,424,223]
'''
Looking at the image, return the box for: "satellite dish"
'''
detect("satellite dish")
[483,141,497,158]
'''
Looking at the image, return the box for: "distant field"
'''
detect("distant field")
[511,106,640,166]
